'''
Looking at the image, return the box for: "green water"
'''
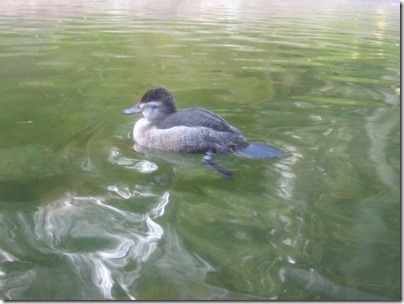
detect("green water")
[0,0,400,300]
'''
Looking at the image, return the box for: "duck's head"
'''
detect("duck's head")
[123,87,177,122]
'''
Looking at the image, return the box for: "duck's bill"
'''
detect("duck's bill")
[123,104,141,115]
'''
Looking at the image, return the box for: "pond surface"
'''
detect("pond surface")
[0,0,400,300]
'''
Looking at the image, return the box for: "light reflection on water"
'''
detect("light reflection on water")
[0,0,400,300]
[23,190,168,300]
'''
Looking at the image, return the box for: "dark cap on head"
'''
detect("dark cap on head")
[140,87,177,113]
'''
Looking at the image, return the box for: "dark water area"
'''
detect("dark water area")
[0,0,400,300]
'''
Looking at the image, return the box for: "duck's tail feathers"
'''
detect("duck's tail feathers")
[235,143,285,159]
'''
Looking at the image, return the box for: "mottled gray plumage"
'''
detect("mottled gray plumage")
[133,118,249,154]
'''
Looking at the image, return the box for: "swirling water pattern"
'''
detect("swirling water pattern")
[0,0,400,300]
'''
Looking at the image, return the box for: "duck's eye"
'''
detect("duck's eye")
[148,102,159,109]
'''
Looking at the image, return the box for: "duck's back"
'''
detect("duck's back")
[154,107,240,134]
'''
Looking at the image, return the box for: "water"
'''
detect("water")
[0,0,400,300]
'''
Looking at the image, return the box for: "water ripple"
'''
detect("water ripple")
[28,191,168,299]
[107,146,158,173]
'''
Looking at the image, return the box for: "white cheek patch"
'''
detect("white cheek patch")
[141,101,163,121]
[146,101,160,108]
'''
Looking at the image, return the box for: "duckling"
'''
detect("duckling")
[123,87,284,179]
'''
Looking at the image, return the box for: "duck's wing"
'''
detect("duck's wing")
[155,107,239,133]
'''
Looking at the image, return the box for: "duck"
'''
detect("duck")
[123,87,284,179]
